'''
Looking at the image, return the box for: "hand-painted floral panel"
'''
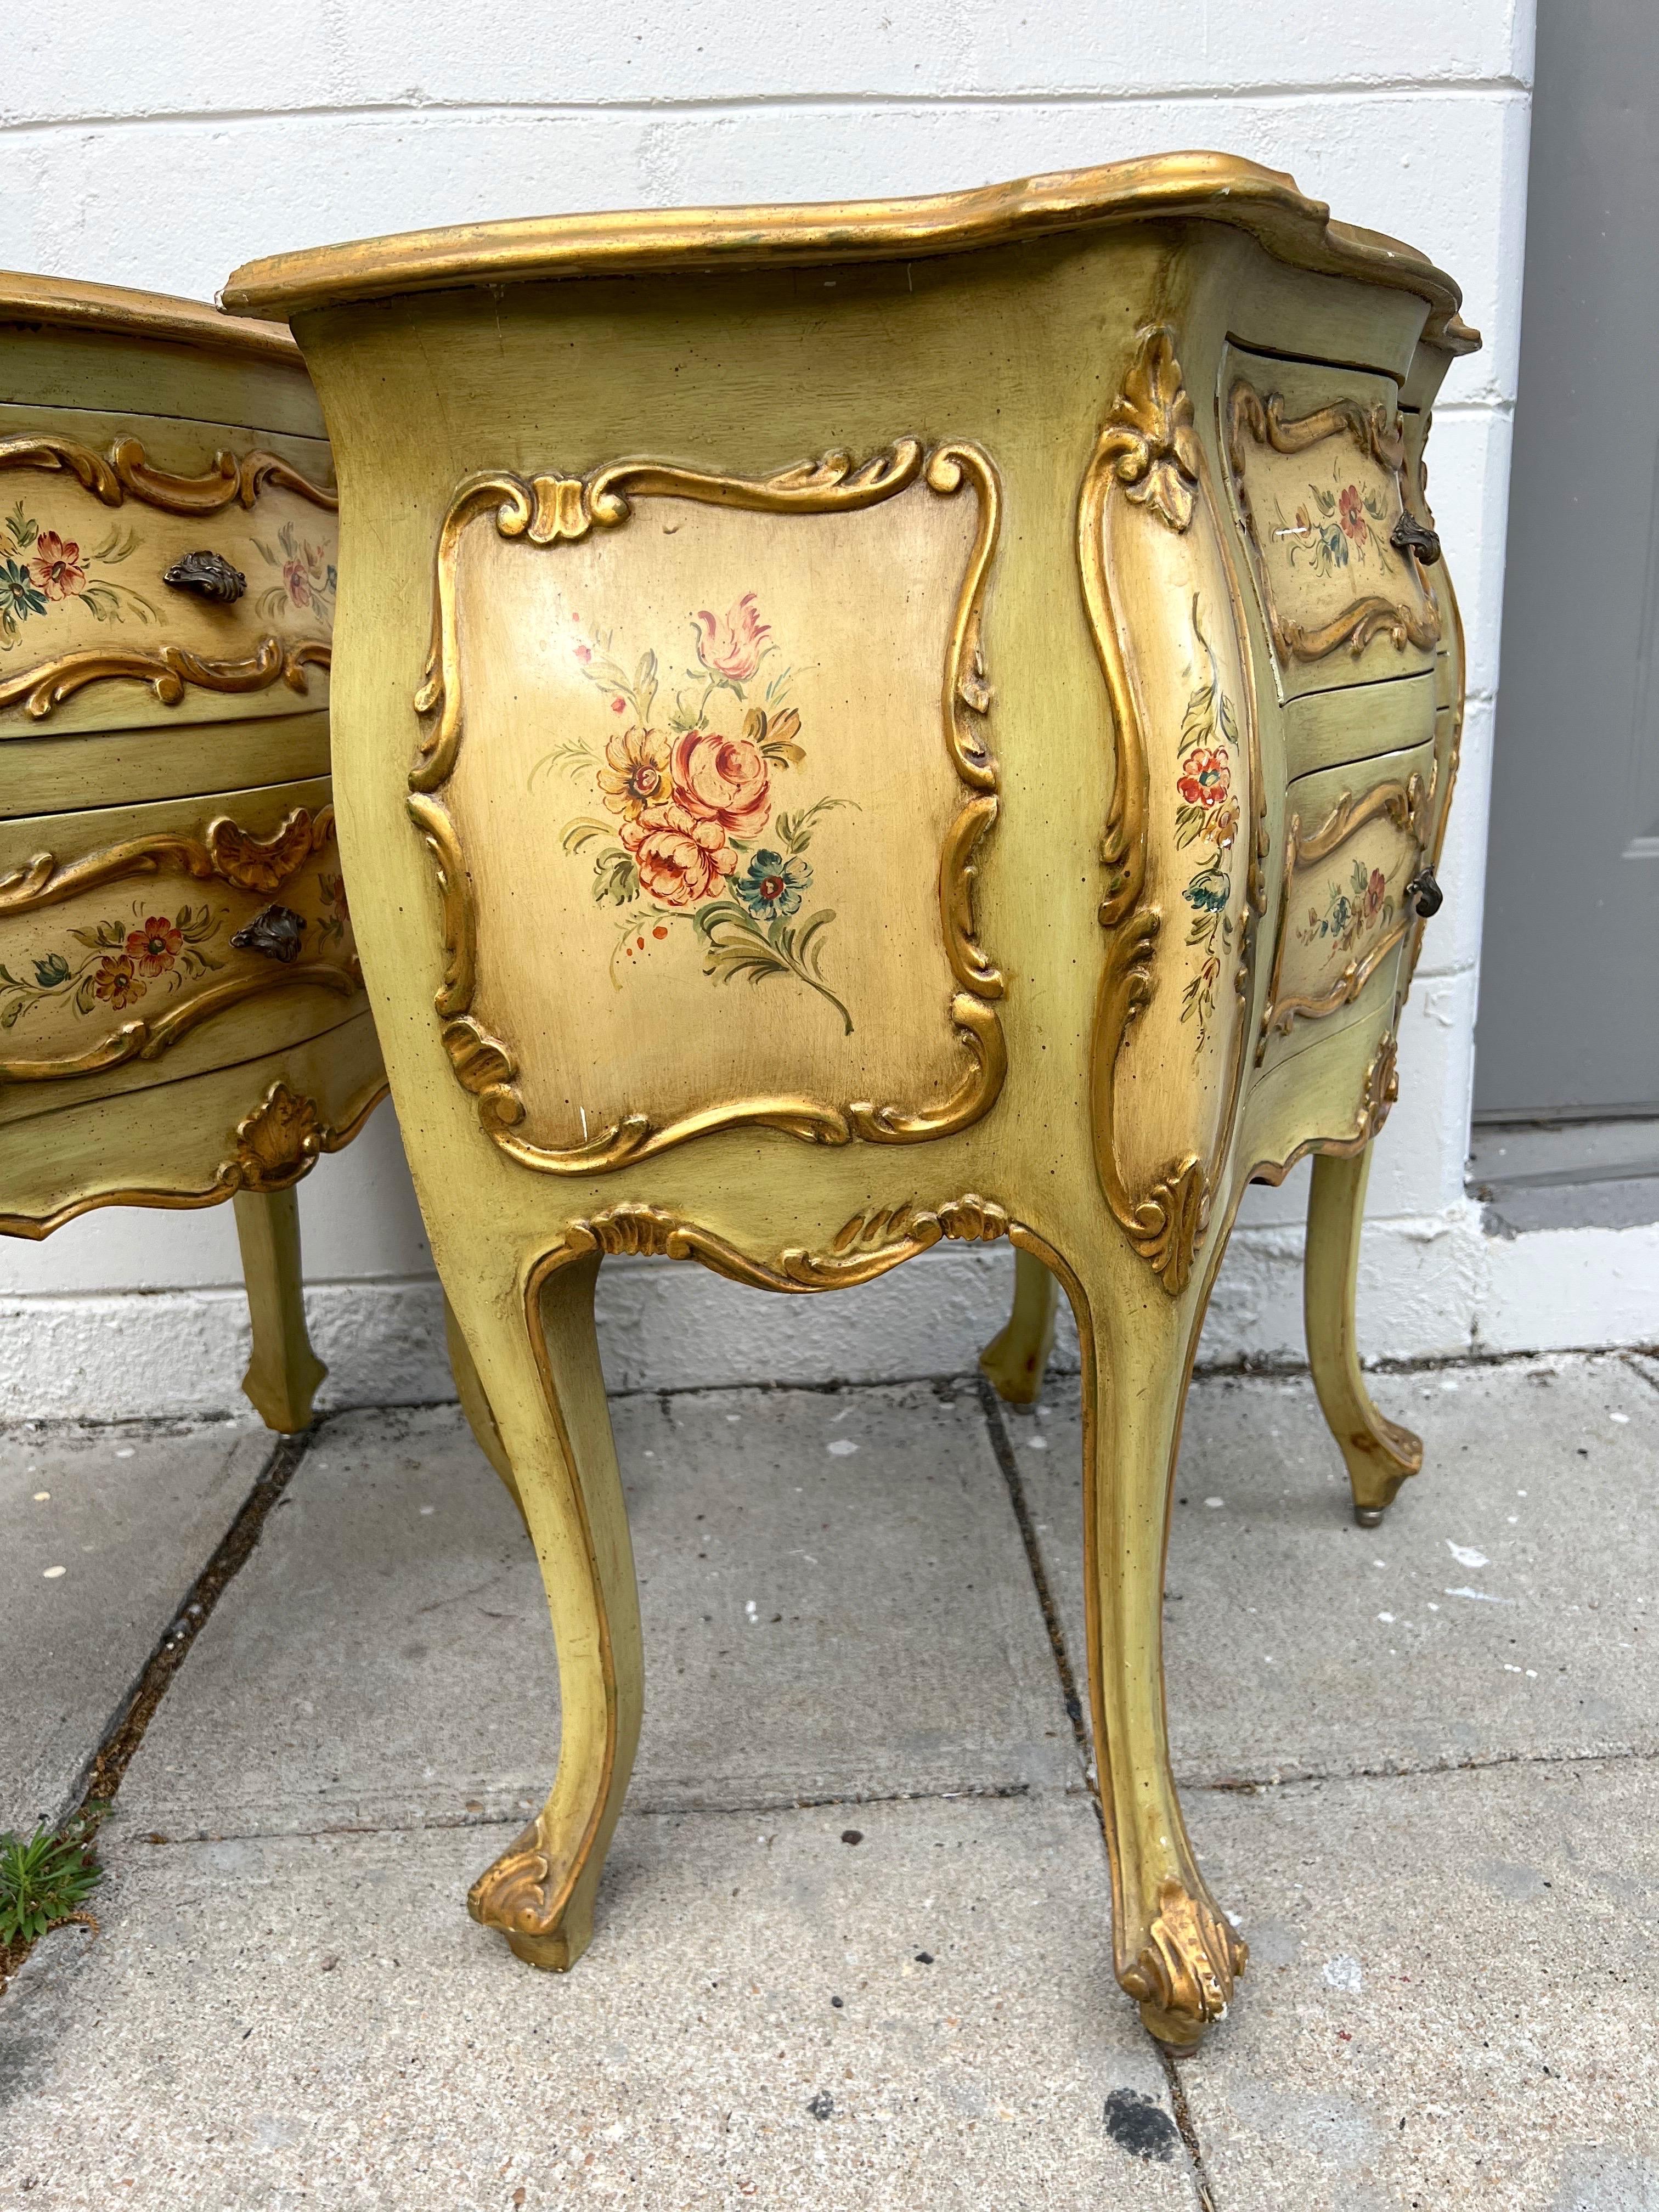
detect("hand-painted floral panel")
[441,475,986,1152]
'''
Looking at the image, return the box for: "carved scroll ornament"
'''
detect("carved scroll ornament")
[411,440,1008,1173]
[1084,326,1266,1296]
[0,636,330,722]
[0,432,337,514]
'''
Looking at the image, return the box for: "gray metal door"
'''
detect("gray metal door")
[1475,0,1659,1120]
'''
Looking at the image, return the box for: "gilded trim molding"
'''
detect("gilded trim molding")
[0,432,337,514]
[0,636,331,723]
[410,439,1007,1172]
[1083,326,1265,1296]
[1239,1024,1401,1194]
[1257,775,1429,1054]
[0,804,335,916]
[1226,381,1441,665]
[222,154,1480,362]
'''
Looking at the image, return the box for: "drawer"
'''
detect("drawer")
[1257,738,1435,1066]
[0,775,364,1119]
[0,400,335,737]
[0,710,332,820]
[1282,669,1436,782]
[1222,345,1442,699]
[0,1009,385,1238]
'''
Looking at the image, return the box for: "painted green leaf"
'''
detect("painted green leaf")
[592,849,640,906]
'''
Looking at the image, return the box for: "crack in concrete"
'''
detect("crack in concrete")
[975,1376,1090,1760]
[1189,1739,1659,1798]
[0,1423,315,1996]
[976,1375,1224,2206]
[125,1780,1042,1849]
[1160,2047,1221,2212]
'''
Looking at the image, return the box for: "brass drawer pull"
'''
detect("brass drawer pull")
[231,903,306,962]
[163,549,247,603]
[1389,511,1441,566]
[1405,866,1443,918]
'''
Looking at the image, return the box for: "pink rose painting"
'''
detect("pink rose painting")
[533,596,855,1030]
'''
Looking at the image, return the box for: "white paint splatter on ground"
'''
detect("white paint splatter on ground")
[1446,1540,1489,1567]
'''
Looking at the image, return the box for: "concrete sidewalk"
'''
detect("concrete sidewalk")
[1,1355,1657,2209]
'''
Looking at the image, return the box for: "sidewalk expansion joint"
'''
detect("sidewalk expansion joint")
[975,1375,1090,1760]
[975,1377,1221,2199]
[1189,1739,1659,1797]
[131,1781,1044,1849]
[1159,2049,1221,2212]
[1,1421,316,1996]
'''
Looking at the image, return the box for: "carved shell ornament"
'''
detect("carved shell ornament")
[234,1082,324,1189]
[1094,326,1201,534]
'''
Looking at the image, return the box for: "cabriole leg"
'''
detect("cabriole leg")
[1052,1236,1247,2052]
[1305,1146,1423,1526]
[455,1250,642,1971]
[233,1186,326,1433]
[979,1245,1060,1404]
[444,1291,527,1525]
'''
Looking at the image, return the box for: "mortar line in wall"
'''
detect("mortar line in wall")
[0,79,1535,140]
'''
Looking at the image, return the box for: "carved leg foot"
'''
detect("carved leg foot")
[444,1291,527,1526]
[448,1251,642,1969]
[1305,1148,1423,1524]
[233,1186,326,1432]
[1042,1233,1246,2052]
[979,1246,1060,1405]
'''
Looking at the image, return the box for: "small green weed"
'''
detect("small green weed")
[0,1826,100,1948]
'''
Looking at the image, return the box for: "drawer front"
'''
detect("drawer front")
[0,710,331,820]
[0,402,335,737]
[0,775,363,1101]
[0,1009,386,1239]
[1223,346,1442,699]
[1258,738,1436,1065]
[1282,669,1437,782]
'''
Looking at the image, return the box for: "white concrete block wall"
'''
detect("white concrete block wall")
[2,2,1561,1419]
